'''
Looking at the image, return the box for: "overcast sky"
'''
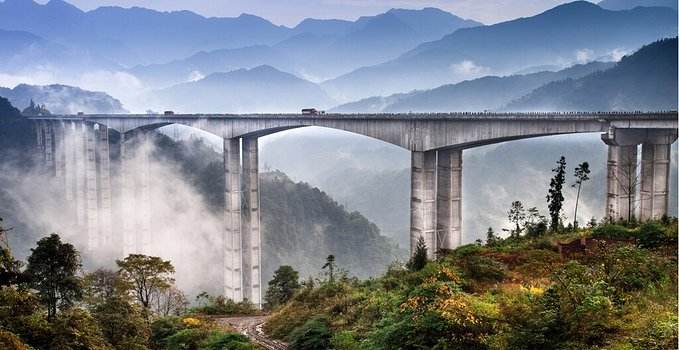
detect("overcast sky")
[37,0,593,26]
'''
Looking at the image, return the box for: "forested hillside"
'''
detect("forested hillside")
[265,218,679,350]
[505,38,678,111]
[152,136,402,284]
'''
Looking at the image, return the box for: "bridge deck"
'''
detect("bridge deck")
[29,111,678,121]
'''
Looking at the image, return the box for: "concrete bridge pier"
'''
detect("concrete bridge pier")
[85,123,100,250]
[54,122,66,183]
[411,148,463,258]
[410,151,437,258]
[138,131,153,254]
[120,131,137,256]
[223,138,244,302]
[602,128,677,221]
[97,124,113,248]
[436,149,463,251]
[43,121,55,174]
[64,122,76,202]
[241,137,262,307]
[604,144,638,221]
[223,137,262,306]
[70,122,87,227]
[639,131,677,221]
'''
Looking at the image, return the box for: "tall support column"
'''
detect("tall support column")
[97,124,113,248]
[44,121,55,174]
[64,122,76,202]
[85,123,100,250]
[54,122,66,183]
[410,150,437,259]
[224,138,243,302]
[120,132,136,256]
[74,122,87,226]
[35,121,44,155]
[241,137,261,307]
[138,132,152,254]
[605,145,638,221]
[436,149,462,250]
[639,143,672,220]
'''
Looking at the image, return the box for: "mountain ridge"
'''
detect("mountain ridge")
[322,1,677,101]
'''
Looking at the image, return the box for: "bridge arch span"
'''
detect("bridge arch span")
[29,112,678,308]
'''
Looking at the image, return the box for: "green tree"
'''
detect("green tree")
[0,218,24,287]
[116,254,175,313]
[547,156,567,232]
[25,233,82,320]
[265,265,300,308]
[83,268,124,307]
[49,308,110,350]
[572,162,591,228]
[508,201,526,237]
[289,316,332,350]
[408,237,428,271]
[92,295,149,350]
[322,255,336,283]
[485,227,497,246]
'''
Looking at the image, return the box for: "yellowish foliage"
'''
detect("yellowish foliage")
[182,317,201,327]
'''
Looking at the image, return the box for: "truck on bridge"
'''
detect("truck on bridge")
[301,108,325,116]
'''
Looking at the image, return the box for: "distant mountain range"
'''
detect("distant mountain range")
[505,37,678,111]
[126,8,480,86]
[0,84,127,114]
[0,0,479,73]
[598,0,678,10]
[149,65,334,113]
[0,29,118,75]
[332,61,614,113]
[322,1,677,101]
[0,0,675,113]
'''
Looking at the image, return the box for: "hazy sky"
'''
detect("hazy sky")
[37,0,592,26]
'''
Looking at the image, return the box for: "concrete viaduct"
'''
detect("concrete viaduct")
[30,112,678,306]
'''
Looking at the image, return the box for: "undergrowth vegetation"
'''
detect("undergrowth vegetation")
[265,220,679,350]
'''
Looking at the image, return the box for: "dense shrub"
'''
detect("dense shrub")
[192,295,256,316]
[49,308,111,350]
[636,222,667,248]
[591,224,631,239]
[630,313,678,350]
[150,316,185,350]
[92,296,149,350]
[0,330,30,350]
[288,316,332,350]
[201,332,254,350]
[330,330,359,350]
[165,328,209,350]
[464,255,506,283]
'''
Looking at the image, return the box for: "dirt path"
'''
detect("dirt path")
[215,315,288,350]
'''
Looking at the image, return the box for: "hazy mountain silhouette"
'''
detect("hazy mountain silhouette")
[150,65,334,113]
[332,61,613,113]
[598,0,677,10]
[291,18,354,37]
[129,45,297,89]
[0,0,480,72]
[0,29,118,74]
[323,1,677,101]
[0,0,290,66]
[127,7,481,85]
[505,38,677,111]
[282,8,482,80]
[0,84,127,114]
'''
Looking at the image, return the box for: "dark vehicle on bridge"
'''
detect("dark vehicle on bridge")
[301,108,325,115]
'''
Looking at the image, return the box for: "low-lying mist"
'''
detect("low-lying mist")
[2,135,226,297]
